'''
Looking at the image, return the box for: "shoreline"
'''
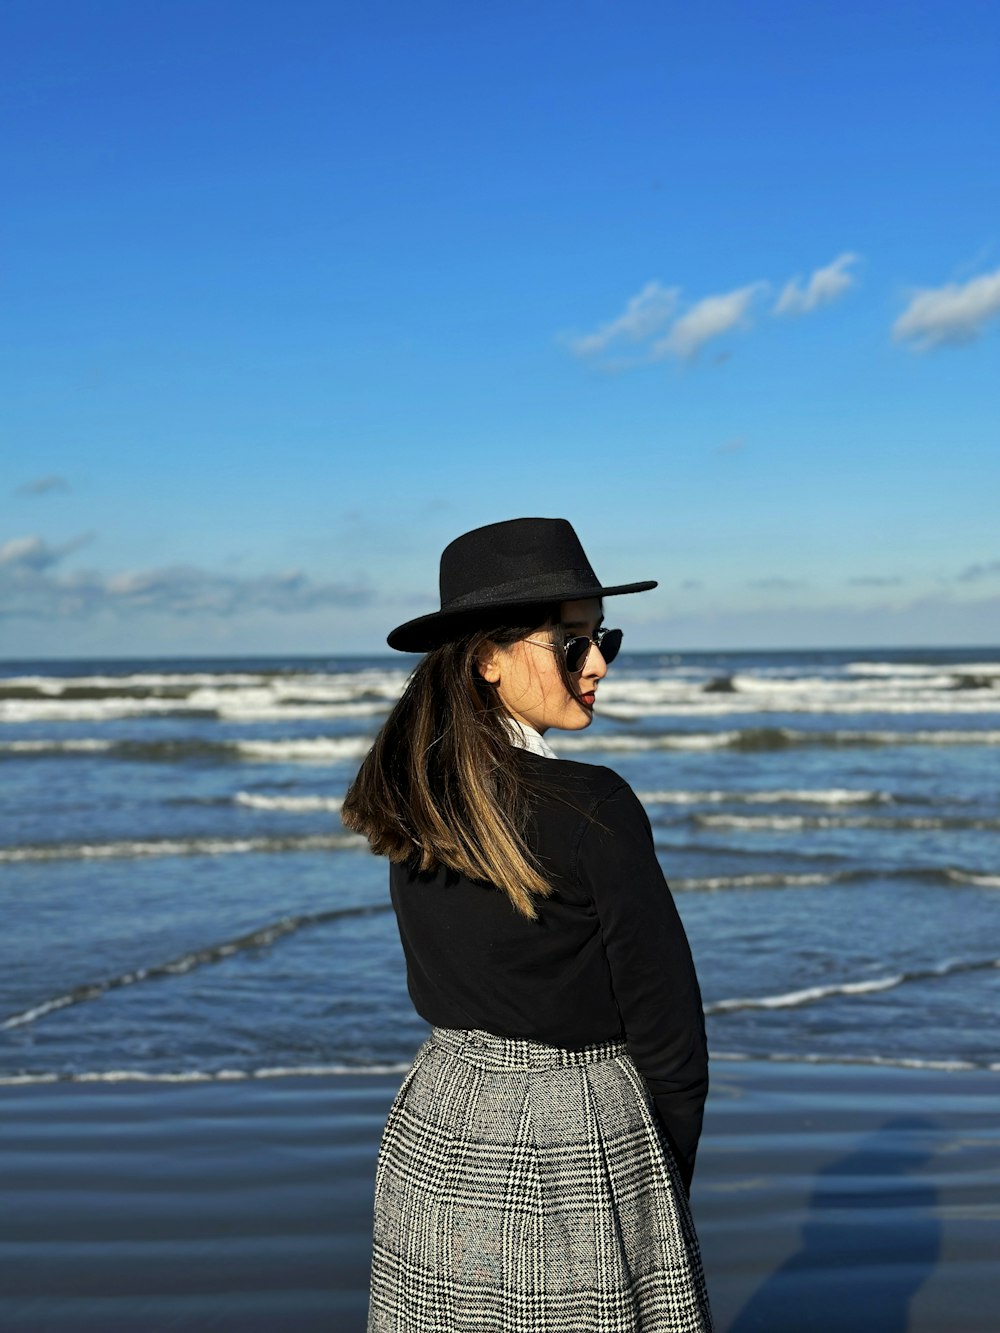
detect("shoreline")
[2,1060,998,1332]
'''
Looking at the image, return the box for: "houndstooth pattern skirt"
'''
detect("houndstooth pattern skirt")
[367,1027,714,1332]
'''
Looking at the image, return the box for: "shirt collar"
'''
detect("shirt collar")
[502,715,559,760]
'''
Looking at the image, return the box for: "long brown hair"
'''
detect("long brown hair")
[340,601,596,920]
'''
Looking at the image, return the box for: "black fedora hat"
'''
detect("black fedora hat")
[386,517,657,652]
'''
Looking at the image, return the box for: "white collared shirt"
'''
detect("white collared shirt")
[502,715,559,759]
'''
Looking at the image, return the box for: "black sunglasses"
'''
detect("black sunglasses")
[565,626,622,671]
[526,626,623,672]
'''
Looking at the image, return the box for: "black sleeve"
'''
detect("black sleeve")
[576,779,709,1194]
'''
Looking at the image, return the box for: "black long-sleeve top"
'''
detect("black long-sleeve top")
[388,747,710,1192]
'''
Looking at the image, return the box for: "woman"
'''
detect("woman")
[342,517,713,1333]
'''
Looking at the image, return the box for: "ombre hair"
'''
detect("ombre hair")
[340,601,602,920]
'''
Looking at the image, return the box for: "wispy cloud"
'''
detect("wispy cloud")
[0,533,373,620]
[645,587,1000,650]
[892,264,1000,350]
[774,252,859,316]
[747,576,807,590]
[567,281,679,357]
[653,283,767,360]
[0,533,95,571]
[848,575,903,587]
[956,559,1000,583]
[568,259,852,369]
[14,475,71,496]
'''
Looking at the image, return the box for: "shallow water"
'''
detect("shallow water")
[2,647,998,1082]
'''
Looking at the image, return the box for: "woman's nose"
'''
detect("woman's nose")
[583,644,609,679]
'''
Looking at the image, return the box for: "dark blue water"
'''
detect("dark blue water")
[2,648,998,1083]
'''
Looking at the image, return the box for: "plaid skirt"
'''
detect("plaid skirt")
[367,1027,713,1332]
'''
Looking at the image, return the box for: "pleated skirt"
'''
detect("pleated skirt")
[367,1027,714,1333]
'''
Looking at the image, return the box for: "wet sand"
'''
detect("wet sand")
[1,1060,997,1331]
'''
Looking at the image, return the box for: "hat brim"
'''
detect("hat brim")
[386,580,657,652]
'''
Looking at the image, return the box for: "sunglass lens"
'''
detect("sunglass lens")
[600,629,622,665]
[565,638,590,672]
[565,629,622,671]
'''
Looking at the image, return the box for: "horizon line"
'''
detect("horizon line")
[2,642,1000,666]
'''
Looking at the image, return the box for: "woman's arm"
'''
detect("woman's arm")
[577,780,709,1195]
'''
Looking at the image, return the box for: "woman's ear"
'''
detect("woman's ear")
[475,640,502,685]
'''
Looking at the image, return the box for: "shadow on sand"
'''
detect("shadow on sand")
[727,1116,941,1333]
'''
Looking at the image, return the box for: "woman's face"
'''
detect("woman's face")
[477,597,609,734]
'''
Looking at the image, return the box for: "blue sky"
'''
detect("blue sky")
[3,0,998,657]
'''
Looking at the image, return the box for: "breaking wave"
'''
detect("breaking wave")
[706,956,1000,1015]
[694,812,1000,832]
[1,903,392,1031]
[638,787,890,806]
[0,832,365,862]
[554,728,1000,753]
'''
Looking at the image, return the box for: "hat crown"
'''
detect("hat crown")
[440,518,597,610]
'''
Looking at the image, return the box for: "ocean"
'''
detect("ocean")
[2,647,998,1086]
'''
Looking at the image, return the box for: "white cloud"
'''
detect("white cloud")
[0,533,94,571]
[569,281,679,357]
[774,252,859,316]
[0,533,373,620]
[892,264,1000,349]
[653,282,767,360]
